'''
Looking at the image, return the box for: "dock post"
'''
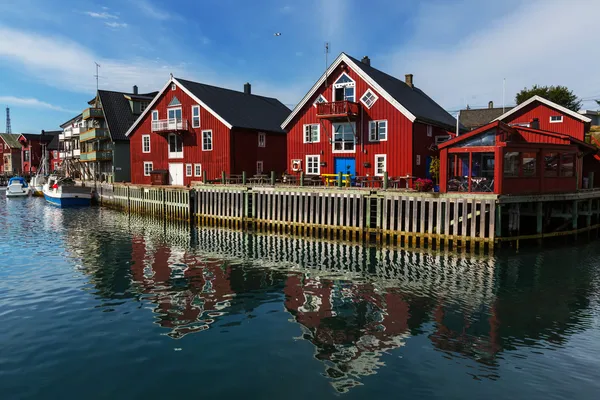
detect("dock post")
[536,202,543,244]
[271,171,275,186]
[300,171,304,187]
[495,204,502,248]
[383,172,388,190]
[221,171,226,185]
[337,172,342,188]
[242,171,247,185]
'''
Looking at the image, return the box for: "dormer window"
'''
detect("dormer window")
[360,89,378,109]
[313,95,327,107]
[140,102,149,112]
[333,72,355,102]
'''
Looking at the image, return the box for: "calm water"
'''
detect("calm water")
[1,195,600,399]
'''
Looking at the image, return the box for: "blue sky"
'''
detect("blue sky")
[1,0,599,133]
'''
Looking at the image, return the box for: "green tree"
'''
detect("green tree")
[515,85,582,112]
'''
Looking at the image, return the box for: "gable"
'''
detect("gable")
[168,96,181,107]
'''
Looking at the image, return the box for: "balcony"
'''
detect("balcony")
[316,101,360,119]
[59,151,66,159]
[73,149,80,157]
[82,107,104,120]
[80,128,109,142]
[72,126,82,135]
[80,150,112,162]
[151,119,189,133]
[59,133,65,141]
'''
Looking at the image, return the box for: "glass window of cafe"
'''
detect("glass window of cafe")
[447,152,495,192]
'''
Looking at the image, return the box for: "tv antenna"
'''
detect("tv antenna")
[5,107,11,134]
[94,62,101,91]
[325,42,330,87]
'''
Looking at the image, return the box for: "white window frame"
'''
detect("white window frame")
[142,134,151,153]
[332,122,356,153]
[168,133,183,159]
[303,124,320,143]
[550,115,563,123]
[258,132,266,147]
[360,89,378,109]
[369,120,388,142]
[171,83,176,91]
[202,130,213,151]
[332,72,356,102]
[427,125,433,137]
[374,154,387,177]
[305,155,320,175]
[151,110,159,121]
[143,162,153,176]
[194,163,202,177]
[191,105,200,128]
[256,161,264,174]
[313,94,327,107]
[185,163,193,177]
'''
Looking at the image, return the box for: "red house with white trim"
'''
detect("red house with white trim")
[126,76,290,185]
[281,53,457,181]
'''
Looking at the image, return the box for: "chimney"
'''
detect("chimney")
[488,101,494,109]
[361,56,371,66]
[531,118,540,129]
[244,82,251,95]
[133,85,138,95]
[405,74,414,88]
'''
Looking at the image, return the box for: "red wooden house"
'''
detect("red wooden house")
[126,77,290,185]
[0,133,22,175]
[281,53,457,181]
[18,132,56,174]
[438,121,598,195]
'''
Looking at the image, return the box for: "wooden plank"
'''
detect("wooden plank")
[410,197,417,247]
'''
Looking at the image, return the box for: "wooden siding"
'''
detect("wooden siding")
[231,128,287,175]
[412,122,449,178]
[130,84,231,185]
[504,102,586,140]
[286,63,416,178]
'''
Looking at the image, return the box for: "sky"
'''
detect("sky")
[1,0,599,133]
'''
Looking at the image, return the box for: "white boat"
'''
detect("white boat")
[43,176,92,207]
[30,175,46,197]
[5,177,31,198]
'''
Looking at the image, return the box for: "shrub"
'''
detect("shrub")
[414,178,433,192]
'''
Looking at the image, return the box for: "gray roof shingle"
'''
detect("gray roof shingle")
[176,78,291,133]
[0,133,21,149]
[459,107,514,130]
[98,90,158,141]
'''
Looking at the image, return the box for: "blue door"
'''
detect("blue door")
[334,158,356,176]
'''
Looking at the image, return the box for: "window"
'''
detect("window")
[24,150,30,162]
[152,110,159,121]
[256,161,264,174]
[306,155,320,175]
[142,135,151,153]
[303,124,320,143]
[171,83,176,91]
[53,150,58,158]
[504,151,520,177]
[140,102,149,112]
[333,73,355,102]
[186,163,193,177]
[202,130,213,151]
[416,155,421,166]
[313,95,327,107]
[435,135,450,145]
[560,153,575,177]
[192,105,200,128]
[258,132,266,147]
[194,164,202,177]
[369,120,387,142]
[427,125,433,137]
[332,122,355,152]
[375,154,386,176]
[522,152,537,177]
[550,115,563,123]
[544,152,559,177]
[143,162,153,176]
[167,108,182,129]
[457,129,496,147]
[360,89,378,108]
[168,134,183,158]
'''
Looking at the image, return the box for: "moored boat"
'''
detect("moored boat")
[30,175,46,197]
[5,177,31,198]
[43,176,92,207]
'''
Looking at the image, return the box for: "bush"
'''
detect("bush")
[414,178,433,192]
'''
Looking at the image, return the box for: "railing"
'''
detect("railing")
[316,101,360,118]
[59,151,66,159]
[59,133,65,141]
[82,108,104,119]
[151,119,189,133]
[80,150,112,161]
[72,126,82,135]
[80,128,109,142]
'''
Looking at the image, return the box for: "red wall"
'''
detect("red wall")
[231,128,287,175]
[19,137,46,174]
[504,103,585,140]
[287,63,426,178]
[413,122,448,179]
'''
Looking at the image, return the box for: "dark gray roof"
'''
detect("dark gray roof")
[21,133,53,142]
[42,130,61,150]
[459,107,514,130]
[98,90,158,141]
[60,114,82,128]
[346,54,457,130]
[0,133,22,149]
[176,78,291,133]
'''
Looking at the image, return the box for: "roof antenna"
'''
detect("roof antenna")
[503,78,506,113]
[324,42,330,87]
[94,62,101,91]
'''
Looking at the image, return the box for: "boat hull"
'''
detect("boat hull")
[43,191,92,207]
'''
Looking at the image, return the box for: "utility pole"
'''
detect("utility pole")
[5,107,11,134]
[94,62,101,91]
[324,42,330,87]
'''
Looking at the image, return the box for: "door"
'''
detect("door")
[169,163,184,185]
[168,108,182,130]
[334,158,356,177]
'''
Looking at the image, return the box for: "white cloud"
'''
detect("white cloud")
[280,5,292,14]
[0,96,76,113]
[83,11,118,19]
[379,0,600,111]
[105,22,128,28]
[131,0,180,21]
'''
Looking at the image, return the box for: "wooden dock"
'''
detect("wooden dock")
[83,182,600,252]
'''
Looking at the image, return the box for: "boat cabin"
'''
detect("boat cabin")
[438,121,598,195]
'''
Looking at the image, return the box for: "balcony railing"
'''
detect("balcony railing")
[80,150,112,162]
[151,119,189,133]
[59,151,66,159]
[82,108,104,120]
[59,133,65,141]
[80,128,109,142]
[316,101,360,119]
[71,126,82,135]
[73,149,80,157]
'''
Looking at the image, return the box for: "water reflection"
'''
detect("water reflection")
[74,214,599,393]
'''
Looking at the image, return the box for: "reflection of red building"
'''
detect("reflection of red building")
[130,235,235,338]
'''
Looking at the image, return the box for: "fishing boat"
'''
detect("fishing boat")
[43,176,92,207]
[5,177,31,198]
